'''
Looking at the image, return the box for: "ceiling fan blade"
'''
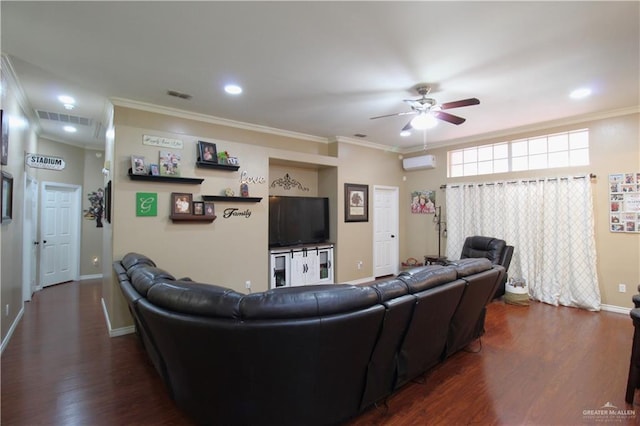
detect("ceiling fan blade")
[440,98,480,110]
[434,111,466,125]
[370,111,417,120]
[401,121,413,132]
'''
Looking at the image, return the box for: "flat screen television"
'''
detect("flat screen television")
[269,196,330,247]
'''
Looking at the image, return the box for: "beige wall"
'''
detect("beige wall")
[107,106,406,329]
[403,112,640,308]
[334,142,406,282]
[1,71,31,341]
[0,71,106,344]
[81,149,106,276]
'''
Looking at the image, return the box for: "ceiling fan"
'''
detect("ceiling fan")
[370,86,480,131]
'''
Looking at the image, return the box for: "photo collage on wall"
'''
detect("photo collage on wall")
[609,173,640,233]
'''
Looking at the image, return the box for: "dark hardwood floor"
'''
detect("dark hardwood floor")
[1,279,637,425]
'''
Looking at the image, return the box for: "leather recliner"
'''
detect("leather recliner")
[458,236,514,298]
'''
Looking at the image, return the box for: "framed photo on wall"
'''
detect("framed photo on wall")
[171,192,192,215]
[1,171,13,223]
[344,183,368,222]
[198,141,218,163]
[1,110,8,166]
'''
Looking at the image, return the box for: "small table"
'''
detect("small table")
[424,255,448,266]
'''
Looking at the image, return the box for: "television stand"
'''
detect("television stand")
[269,243,334,289]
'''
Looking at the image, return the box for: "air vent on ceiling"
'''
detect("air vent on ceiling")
[36,110,92,126]
[167,90,193,100]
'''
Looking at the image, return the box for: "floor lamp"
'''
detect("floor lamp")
[433,206,447,258]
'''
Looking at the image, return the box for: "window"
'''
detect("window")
[449,142,509,178]
[448,129,589,177]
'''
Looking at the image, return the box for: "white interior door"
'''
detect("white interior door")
[22,174,38,301]
[40,183,81,287]
[373,186,399,278]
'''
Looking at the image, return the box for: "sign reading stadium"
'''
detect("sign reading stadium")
[25,153,66,171]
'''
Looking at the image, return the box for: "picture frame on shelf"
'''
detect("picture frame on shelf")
[171,192,192,215]
[204,202,215,217]
[1,171,13,223]
[344,183,368,222]
[131,155,147,175]
[193,201,204,215]
[149,164,160,176]
[198,141,218,163]
[159,150,181,177]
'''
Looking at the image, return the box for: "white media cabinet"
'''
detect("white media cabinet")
[269,244,334,289]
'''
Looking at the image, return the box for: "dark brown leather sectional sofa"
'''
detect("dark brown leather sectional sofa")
[114,252,504,425]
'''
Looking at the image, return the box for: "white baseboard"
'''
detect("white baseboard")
[101,297,135,337]
[80,274,103,281]
[0,305,24,355]
[601,304,631,315]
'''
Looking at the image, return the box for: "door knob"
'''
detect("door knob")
[391,235,395,238]
[33,241,39,245]
[43,240,47,244]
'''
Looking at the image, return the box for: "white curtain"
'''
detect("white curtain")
[445,175,600,311]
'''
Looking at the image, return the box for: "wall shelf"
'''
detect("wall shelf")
[201,195,262,203]
[170,214,216,223]
[196,161,240,172]
[128,169,204,184]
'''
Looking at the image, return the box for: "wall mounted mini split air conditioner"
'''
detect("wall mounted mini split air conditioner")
[402,154,436,171]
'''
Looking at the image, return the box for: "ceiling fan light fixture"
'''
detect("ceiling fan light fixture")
[410,113,438,130]
[400,130,411,137]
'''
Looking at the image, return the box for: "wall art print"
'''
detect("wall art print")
[136,192,157,217]
[84,188,104,228]
[345,183,368,222]
[609,172,640,233]
[411,190,436,214]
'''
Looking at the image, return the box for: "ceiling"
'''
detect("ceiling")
[2,1,639,152]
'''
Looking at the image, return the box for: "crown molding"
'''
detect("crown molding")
[110,97,329,144]
[1,54,41,132]
[328,136,402,153]
[402,105,640,154]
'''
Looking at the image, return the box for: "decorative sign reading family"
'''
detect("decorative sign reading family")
[609,172,640,233]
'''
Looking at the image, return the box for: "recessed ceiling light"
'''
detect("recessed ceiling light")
[224,84,243,95]
[63,125,77,133]
[400,130,411,137]
[58,95,75,105]
[570,87,592,99]
[63,103,75,110]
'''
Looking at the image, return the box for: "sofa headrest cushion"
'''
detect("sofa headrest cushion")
[369,278,409,302]
[147,280,243,319]
[121,252,156,273]
[461,236,506,264]
[397,265,458,293]
[240,284,379,319]
[447,258,493,278]
[130,266,175,296]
